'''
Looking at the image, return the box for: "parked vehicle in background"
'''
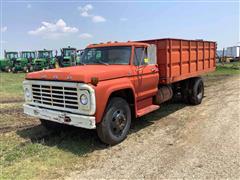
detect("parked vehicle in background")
[33,50,56,71]
[57,46,77,67]
[12,51,36,73]
[23,38,216,145]
[76,49,84,65]
[0,51,18,72]
[226,46,240,61]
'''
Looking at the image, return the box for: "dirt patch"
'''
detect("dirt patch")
[0,98,24,104]
[66,75,240,179]
[0,124,38,134]
[1,75,239,179]
[0,105,39,133]
[0,107,23,114]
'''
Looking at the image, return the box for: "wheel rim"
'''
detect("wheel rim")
[110,109,127,137]
[197,82,203,99]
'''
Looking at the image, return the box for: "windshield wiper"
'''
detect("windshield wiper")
[78,62,86,65]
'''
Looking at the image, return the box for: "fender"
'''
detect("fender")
[94,77,136,123]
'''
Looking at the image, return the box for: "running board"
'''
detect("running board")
[137,105,160,117]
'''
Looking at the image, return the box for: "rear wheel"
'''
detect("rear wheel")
[188,77,204,105]
[12,67,17,73]
[97,97,131,145]
[29,66,34,72]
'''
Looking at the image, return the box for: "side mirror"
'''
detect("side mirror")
[144,58,149,64]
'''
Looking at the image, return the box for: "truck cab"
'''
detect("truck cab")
[23,40,215,145]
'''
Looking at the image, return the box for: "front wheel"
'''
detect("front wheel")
[5,66,11,73]
[23,66,29,73]
[97,97,131,145]
[12,67,17,73]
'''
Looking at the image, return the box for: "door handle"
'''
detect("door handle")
[151,67,158,72]
[136,67,144,71]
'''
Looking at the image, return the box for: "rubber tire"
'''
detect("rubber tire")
[5,66,11,73]
[23,66,29,73]
[29,66,34,72]
[40,119,63,130]
[97,97,131,145]
[189,78,204,105]
[12,67,17,73]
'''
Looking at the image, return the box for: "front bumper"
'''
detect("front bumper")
[23,104,96,129]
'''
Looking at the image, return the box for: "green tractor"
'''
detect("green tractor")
[0,51,18,72]
[76,49,84,65]
[57,46,77,67]
[32,50,56,71]
[12,51,36,73]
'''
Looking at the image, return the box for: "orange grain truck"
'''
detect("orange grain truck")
[23,38,216,145]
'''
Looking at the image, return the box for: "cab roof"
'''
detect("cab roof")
[62,48,76,50]
[87,41,150,48]
[6,51,18,53]
[21,51,36,53]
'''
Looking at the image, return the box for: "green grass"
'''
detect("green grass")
[0,73,26,100]
[207,61,240,76]
[0,127,97,180]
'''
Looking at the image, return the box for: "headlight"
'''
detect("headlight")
[23,81,32,102]
[80,94,88,105]
[25,88,30,98]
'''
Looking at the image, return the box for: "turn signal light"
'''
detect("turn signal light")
[91,77,99,86]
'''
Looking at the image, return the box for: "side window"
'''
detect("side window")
[134,47,147,66]
[86,50,93,61]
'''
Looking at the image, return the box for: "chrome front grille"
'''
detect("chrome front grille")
[32,84,79,110]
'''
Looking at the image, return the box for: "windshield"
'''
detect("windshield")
[81,46,131,65]
[38,51,52,58]
[63,49,75,57]
[22,52,36,59]
[6,53,18,59]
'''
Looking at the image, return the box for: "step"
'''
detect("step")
[137,105,160,117]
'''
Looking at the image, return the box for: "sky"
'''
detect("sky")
[0,0,239,57]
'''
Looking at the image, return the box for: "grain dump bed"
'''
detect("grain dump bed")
[140,38,216,84]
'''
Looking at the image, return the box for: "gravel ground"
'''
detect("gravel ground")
[67,75,240,179]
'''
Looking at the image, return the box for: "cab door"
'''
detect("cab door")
[132,45,159,101]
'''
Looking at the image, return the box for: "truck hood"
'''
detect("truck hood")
[26,65,132,83]
[34,58,46,62]
[17,58,26,61]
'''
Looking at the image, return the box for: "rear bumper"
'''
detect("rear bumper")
[23,104,96,129]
